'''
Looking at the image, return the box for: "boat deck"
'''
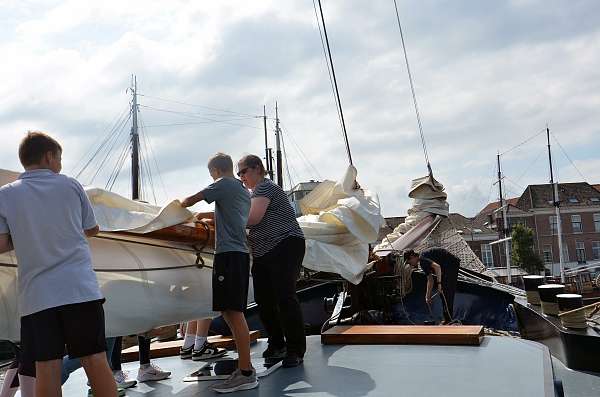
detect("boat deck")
[44,335,597,396]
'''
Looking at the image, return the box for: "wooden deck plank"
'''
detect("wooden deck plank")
[321,325,484,346]
[121,330,261,362]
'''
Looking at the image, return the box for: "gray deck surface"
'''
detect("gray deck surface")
[4,335,600,396]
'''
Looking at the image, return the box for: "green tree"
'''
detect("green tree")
[511,224,544,274]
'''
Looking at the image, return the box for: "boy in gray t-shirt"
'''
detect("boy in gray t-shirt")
[181,152,257,393]
[0,131,117,397]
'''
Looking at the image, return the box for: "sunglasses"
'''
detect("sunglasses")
[237,167,252,177]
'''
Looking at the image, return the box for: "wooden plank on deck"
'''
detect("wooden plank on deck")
[121,330,261,362]
[321,325,483,346]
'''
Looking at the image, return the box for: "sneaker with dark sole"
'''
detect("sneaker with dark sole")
[192,342,227,361]
[88,387,126,396]
[282,354,303,368]
[262,345,286,359]
[180,345,194,359]
[211,369,258,393]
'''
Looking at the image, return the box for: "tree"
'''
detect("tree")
[511,224,544,274]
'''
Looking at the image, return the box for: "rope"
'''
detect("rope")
[392,0,431,175]
[316,0,353,166]
[559,310,587,329]
[541,301,559,316]
[550,130,588,182]
[499,128,545,156]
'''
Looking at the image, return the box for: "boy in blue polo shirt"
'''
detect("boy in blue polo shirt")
[0,131,117,397]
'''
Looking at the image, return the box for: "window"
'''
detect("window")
[568,198,579,203]
[576,241,586,264]
[592,241,600,260]
[543,245,553,264]
[481,244,494,267]
[595,213,600,233]
[591,198,600,203]
[571,215,582,233]
[549,216,558,234]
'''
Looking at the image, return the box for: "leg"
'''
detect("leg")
[17,343,36,397]
[138,336,151,366]
[80,353,117,397]
[441,258,460,322]
[110,337,122,371]
[272,237,306,357]
[221,311,251,371]
[252,257,285,349]
[194,318,211,349]
[34,359,62,397]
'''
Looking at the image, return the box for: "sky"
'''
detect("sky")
[1,0,599,217]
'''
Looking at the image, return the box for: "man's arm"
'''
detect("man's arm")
[85,225,100,238]
[0,233,13,254]
[181,191,205,208]
[431,262,443,285]
[425,274,434,304]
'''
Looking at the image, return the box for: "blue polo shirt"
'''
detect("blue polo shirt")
[0,169,103,316]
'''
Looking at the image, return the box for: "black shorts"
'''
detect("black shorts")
[213,252,250,312]
[20,299,107,362]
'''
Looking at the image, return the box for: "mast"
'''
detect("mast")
[547,127,565,282]
[130,75,140,200]
[263,106,274,180]
[497,153,512,284]
[275,102,283,187]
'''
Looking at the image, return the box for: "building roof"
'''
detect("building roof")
[288,181,320,193]
[593,184,600,193]
[517,182,600,210]
[478,197,519,216]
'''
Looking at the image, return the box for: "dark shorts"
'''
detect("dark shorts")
[213,252,250,312]
[20,299,107,363]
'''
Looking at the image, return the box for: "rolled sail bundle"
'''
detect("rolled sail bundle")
[557,294,587,329]
[523,275,545,305]
[538,284,565,316]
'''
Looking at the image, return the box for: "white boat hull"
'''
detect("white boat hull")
[0,236,219,342]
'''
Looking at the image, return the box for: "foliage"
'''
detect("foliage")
[511,224,544,274]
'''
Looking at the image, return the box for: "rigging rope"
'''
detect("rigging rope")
[312,0,346,148]
[279,128,296,191]
[392,0,431,176]
[280,123,322,180]
[499,128,545,157]
[138,104,261,130]
[550,130,588,182]
[316,0,354,166]
[137,93,257,118]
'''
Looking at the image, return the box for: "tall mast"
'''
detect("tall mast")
[275,102,283,188]
[130,75,140,200]
[547,127,565,282]
[263,106,274,180]
[497,153,512,284]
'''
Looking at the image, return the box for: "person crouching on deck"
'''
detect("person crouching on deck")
[180,152,257,393]
[0,131,117,397]
[403,248,460,324]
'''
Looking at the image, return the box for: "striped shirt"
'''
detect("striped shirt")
[248,178,304,258]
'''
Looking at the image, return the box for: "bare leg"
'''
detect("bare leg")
[222,311,251,371]
[186,320,197,335]
[196,318,211,337]
[35,359,62,397]
[80,352,117,397]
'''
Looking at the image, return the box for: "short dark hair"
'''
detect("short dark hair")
[207,152,233,173]
[403,249,419,262]
[238,154,266,177]
[18,131,62,167]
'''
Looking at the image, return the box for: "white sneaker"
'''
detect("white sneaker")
[137,363,171,382]
[113,370,137,389]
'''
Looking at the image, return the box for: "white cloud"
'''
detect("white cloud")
[1,1,600,218]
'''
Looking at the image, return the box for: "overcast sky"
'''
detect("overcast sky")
[2,0,599,217]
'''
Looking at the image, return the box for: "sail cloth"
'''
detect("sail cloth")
[87,188,194,233]
[298,165,385,284]
[374,174,449,253]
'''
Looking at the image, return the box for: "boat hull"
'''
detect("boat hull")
[0,236,217,342]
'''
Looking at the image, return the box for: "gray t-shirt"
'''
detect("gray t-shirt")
[201,177,250,254]
[0,169,103,316]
